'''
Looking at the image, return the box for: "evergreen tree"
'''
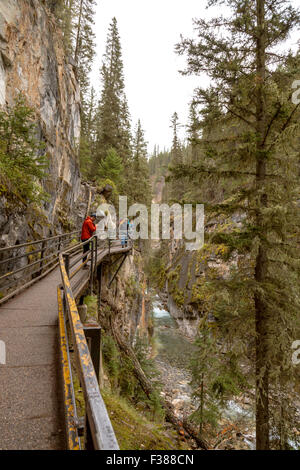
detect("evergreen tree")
[0,95,48,206]
[73,0,96,98]
[98,147,124,187]
[171,0,300,449]
[129,120,152,206]
[187,101,200,165]
[53,0,76,55]
[168,112,185,201]
[95,18,132,170]
[80,86,97,178]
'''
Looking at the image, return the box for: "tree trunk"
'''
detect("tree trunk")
[74,0,83,64]
[110,319,209,450]
[255,0,269,450]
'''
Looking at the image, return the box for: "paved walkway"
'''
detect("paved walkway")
[0,268,65,450]
[0,241,132,450]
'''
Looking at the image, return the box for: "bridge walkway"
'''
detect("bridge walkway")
[0,241,131,450]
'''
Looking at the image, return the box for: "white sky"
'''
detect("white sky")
[91,0,300,155]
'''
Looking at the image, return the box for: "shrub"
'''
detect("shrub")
[0,94,49,207]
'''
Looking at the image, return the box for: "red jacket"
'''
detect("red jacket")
[81,216,96,240]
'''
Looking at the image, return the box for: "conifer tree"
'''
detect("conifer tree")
[187,101,200,165]
[73,0,96,98]
[171,0,300,449]
[80,86,97,178]
[169,112,185,201]
[95,18,132,170]
[98,147,124,187]
[129,120,152,206]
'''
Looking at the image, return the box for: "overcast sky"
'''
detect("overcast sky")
[91,0,299,155]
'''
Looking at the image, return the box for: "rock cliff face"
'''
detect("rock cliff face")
[0,0,83,247]
[99,251,152,344]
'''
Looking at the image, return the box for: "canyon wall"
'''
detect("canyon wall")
[0,0,85,247]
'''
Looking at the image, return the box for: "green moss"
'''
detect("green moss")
[102,389,189,450]
[125,275,140,298]
[83,294,98,321]
[167,265,186,307]
[73,374,86,417]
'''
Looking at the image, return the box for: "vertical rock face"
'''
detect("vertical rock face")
[0,0,82,246]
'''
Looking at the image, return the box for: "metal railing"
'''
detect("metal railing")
[58,238,120,450]
[0,226,133,449]
[0,230,81,305]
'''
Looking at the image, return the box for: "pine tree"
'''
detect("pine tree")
[95,18,132,171]
[73,0,96,98]
[0,95,48,206]
[129,120,152,206]
[168,112,185,201]
[187,101,200,165]
[171,0,300,449]
[98,147,124,187]
[79,86,97,178]
[53,0,76,55]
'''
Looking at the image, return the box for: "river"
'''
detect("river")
[152,296,256,450]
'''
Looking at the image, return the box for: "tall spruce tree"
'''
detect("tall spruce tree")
[169,112,185,201]
[73,0,96,98]
[95,18,132,173]
[80,86,97,178]
[171,0,300,449]
[129,119,152,206]
[187,101,200,165]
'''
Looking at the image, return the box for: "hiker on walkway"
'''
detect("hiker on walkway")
[119,217,129,247]
[81,213,97,265]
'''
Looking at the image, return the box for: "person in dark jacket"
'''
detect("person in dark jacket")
[81,213,97,265]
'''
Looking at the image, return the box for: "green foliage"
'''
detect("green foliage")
[126,120,152,206]
[94,18,132,169]
[102,334,120,387]
[144,249,167,291]
[189,326,248,433]
[168,0,300,448]
[101,389,188,450]
[98,147,124,186]
[125,275,140,298]
[102,333,164,421]
[0,95,49,207]
[83,294,98,320]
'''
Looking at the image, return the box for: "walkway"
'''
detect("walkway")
[0,267,64,450]
[0,241,131,450]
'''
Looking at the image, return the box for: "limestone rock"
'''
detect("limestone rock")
[0,0,84,250]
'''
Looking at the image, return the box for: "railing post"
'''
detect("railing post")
[83,324,102,449]
[58,235,61,254]
[84,326,101,381]
[90,239,94,295]
[64,253,70,278]
[94,236,98,276]
[108,238,111,281]
[85,416,95,450]
[38,240,46,276]
[97,263,102,323]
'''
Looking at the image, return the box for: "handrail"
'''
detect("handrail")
[57,286,81,450]
[0,230,80,253]
[0,230,81,306]
[59,252,119,450]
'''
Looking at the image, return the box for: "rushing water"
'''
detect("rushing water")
[152,296,257,450]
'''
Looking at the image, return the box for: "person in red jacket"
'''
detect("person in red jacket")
[81,213,97,265]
